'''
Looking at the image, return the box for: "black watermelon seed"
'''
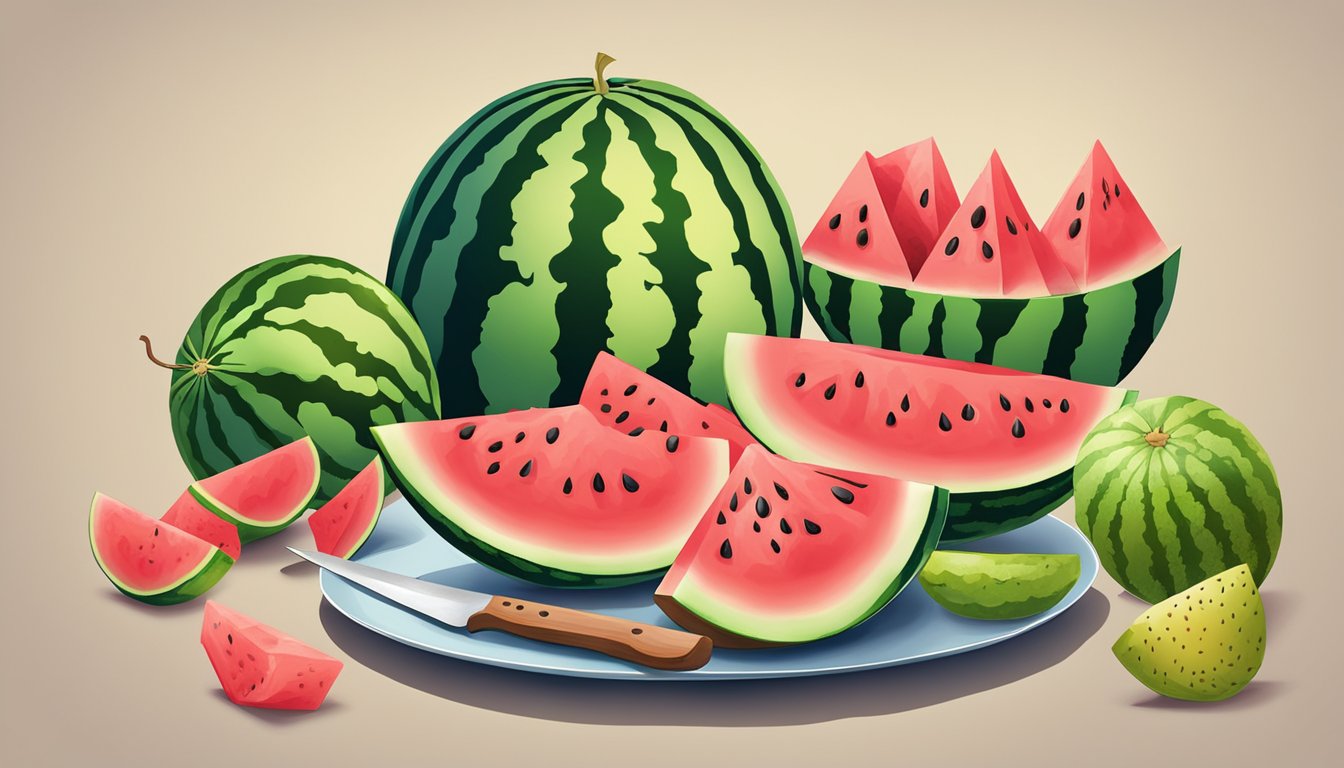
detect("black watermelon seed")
[614,411,629,424]
[592,473,605,492]
[628,427,645,436]
[701,421,709,429]
[944,236,960,256]
[563,477,573,494]
[545,427,559,444]
[962,404,975,421]
[999,394,1011,411]
[716,511,726,525]
[518,460,532,478]
[854,371,865,388]
[600,388,608,396]
[1043,398,1053,409]
[720,539,732,559]
[920,188,929,207]
[753,521,761,533]
[659,420,669,432]
[1102,178,1110,195]
[859,204,869,222]
[1068,218,1081,239]
[1102,199,1109,211]
[901,394,911,412]
[770,539,781,554]
[1060,398,1071,413]
[600,404,612,413]
[780,518,793,534]
[488,441,503,453]
[982,241,994,260]
[795,373,806,387]
[856,228,869,247]
[1115,183,1122,198]
[1006,216,1018,235]
[624,384,637,396]
[647,397,656,405]
[487,462,500,474]
[729,493,739,511]
[831,486,855,504]
[824,383,837,400]
[622,473,639,492]
[885,411,896,426]
[756,497,771,518]
[1011,418,1026,439]
[514,431,525,443]
[458,424,476,440]
[804,519,822,535]
[828,213,841,230]
[1076,192,1086,210]
[774,482,789,500]
[744,477,754,495]
[939,413,952,431]
[1025,397,1035,412]
[970,205,986,228]
[665,435,679,453]
[227,633,233,645]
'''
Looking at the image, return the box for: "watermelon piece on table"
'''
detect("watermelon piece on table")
[189,437,320,543]
[1043,141,1168,290]
[723,334,1136,542]
[162,489,241,561]
[373,406,730,587]
[579,352,757,464]
[655,445,948,647]
[308,457,385,559]
[201,601,343,711]
[90,494,234,606]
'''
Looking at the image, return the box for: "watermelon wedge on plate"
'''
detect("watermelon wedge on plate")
[90,493,234,605]
[189,437,320,543]
[724,334,1136,542]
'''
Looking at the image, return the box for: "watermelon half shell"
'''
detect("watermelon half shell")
[90,494,234,605]
[724,334,1136,542]
[308,457,385,559]
[655,445,948,647]
[189,437,320,543]
[201,601,343,710]
[373,406,730,587]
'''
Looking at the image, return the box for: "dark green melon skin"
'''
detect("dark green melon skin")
[804,250,1180,387]
[387,76,803,417]
[942,470,1073,543]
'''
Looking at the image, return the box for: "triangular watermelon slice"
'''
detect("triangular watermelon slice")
[579,352,757,464]
[917,152,1078,298]
[189,437,320,543]
[162,490,242,561]
[90,493,234,605]
[201,601,343,710]
[869,137,961,275]
[1043,140,1168,289]
[308,457,385,559]
[655,445,948,647]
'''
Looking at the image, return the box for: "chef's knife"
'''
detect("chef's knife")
[288,548,712,671]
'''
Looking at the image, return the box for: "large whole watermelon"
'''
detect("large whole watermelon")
[386,54,803,415]
[154,255,441,503]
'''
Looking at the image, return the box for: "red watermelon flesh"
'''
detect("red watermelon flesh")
[308,457,385,559]
[189,436,320,542]
[89,493,234,605]
[1043,140,1167,289]
[162,490,241,561]
[655,445,947,647]
[869,137,961,275]
[579,352,757,464]
[201,600,342,711]
[917,152,1078,298]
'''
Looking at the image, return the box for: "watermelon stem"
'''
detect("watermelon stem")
[139,335,210,376]
[1144,430,1170,448]
[593,51,615,95]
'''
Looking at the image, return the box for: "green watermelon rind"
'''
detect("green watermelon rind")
[918,551,1082,620]
[188,438,321,544]
[88,494,235,606]
[804,249,1181,388]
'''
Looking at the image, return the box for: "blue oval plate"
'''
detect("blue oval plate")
[319,499,1098,680]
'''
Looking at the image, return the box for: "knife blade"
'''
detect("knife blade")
[289,548,713,671]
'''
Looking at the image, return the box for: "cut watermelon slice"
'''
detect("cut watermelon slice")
[655,445,948,647]
[373,406,730,587]
[188,437,320,543]
[723,334,1136,541]
[90,493,234,605]
[918,152,1077,298]
[870,137,961,275]
[1043,141,1168,289]
[162,490,242,561]
[579,352,757,464]
[201,601,343,710]
[308,457,385,559]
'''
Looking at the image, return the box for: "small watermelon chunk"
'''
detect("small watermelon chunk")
[201,601,343,710]
[189,437,320,543]
[373,406,730,587]
[90,494,234,605]
[1043,141,1168,290]
[308,457,385,559]
[655,445,948,647]
[579,352,757,464]
[162,490,241,561]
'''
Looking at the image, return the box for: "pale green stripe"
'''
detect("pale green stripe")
[1173,449,1258,572]
[1155,449,1229,582]
[1071,279,1137,384]
[898,292,941,354]
[806,267,839,338]
[940,299,983,361]
[845,278,884,347]
[992,297,1063,373]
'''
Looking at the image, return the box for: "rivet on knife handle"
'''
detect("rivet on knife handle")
[465,595,712,671]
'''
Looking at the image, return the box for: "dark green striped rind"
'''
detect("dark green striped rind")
[387,77,802,417]
[169,255,441,504]
[1073,396,1282,604]
[804,249,1181,386]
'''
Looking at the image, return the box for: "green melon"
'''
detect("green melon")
[918,551,1081,620]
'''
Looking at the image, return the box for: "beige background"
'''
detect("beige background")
[2,1,1340,765]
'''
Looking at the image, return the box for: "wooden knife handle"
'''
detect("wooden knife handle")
[465,595,712,671]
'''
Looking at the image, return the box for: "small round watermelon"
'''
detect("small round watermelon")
[152,255,441,504]
[1074,396,1283,604]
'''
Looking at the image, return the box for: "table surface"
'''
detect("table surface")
[2,1,1337,766]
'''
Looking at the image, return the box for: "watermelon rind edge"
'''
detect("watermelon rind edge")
[88,493,235,606]
[188,437,321,543]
